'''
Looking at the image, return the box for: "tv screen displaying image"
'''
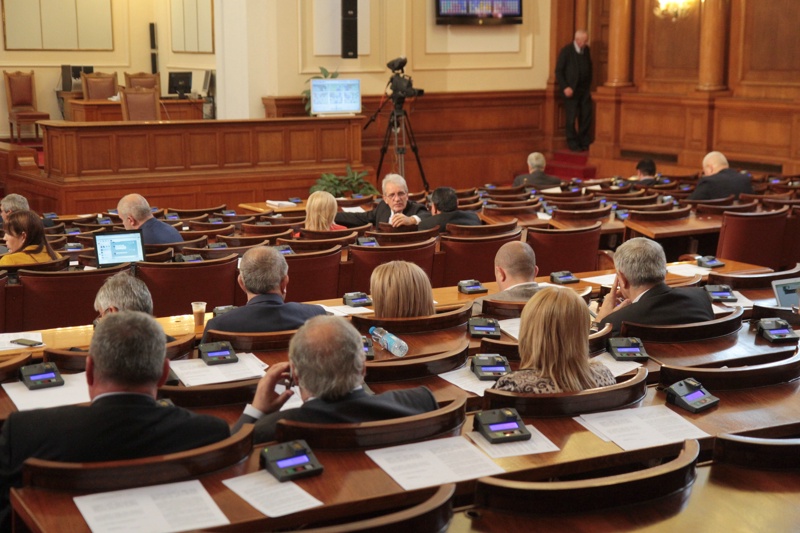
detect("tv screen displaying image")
[310,79,361,116]
[436,0,522,25]
[168,71,192,98]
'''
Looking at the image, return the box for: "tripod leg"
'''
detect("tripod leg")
[376,112,395,179]
[402,112,430,192]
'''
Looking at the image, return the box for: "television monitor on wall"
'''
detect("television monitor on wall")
[436,0,522,25]
[168,71,192,98]
[310,79,361,116]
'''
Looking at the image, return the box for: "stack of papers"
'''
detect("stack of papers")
[438,365,497,397]
[667,264,712,277]
[320,304,374,316]
[169,353,266,387]
[266,200,296,208]
[341,206,366,213]
[592,352,643,377]
[498,318,521,340]
[223,471,323,517]
[2,372,90,411]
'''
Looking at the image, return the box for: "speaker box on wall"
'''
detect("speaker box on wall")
[149,23,157,50]
[341,0,357,59]
[151,53,158,75]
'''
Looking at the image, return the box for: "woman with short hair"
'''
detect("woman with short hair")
[370,261,435,318]
[304,191,347,232]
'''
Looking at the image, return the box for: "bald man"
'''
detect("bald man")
[687,151,753,201]
[117,193,182,245]
[472,241,540,315]
[556,30,593,152]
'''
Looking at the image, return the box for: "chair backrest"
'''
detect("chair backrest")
[81,71,119,100]
[483,204,540,216]
[611,193,660,206]
[716,206,790,270]
[545,198,602,210]
[178,224,236,243]
[164,333,196,360]
[346,237,437,294]
[627,205,692,221]
[4,70,38,110]
[145,247,175,263]
[659,351,800,390]
[167,205,228,218]
[0,352,32,382]
[589,322,613,356]
[300,223,371,239]
[706,263,800,289]
[242,221,305,235]
[22,425,253,492]
[713,433,800,470]
[620,307,744,343]
[484,184,527,195]
[336,195,375,208]
[277,233,357,252]
[679,194,735,208]
[483,367,648,416]
[474,439,699,514]
[525,221,602,276]
[350,301,472,335]
[183,244,264,259]
[695,200,759,214]
[275,396,467,449]
[144,235,207,254]
[365,226,440,245]
[666,273,704,288]
[437,229,523,286]
[124,71,160,93]
[120,86,161,121]
[750,303,800,326]
[15,264,132,330]
[537,192,593,201]
[218,232,291,246]
[550,205,612,220]
[445,218,518,237]
[458,200,485,211]
[135,254,239,317]
[204,328,297,352]
[284,246,344,302]
[365,340,469,383]
[617,202,673,212]
[158,378,260,408]
[488,198,540,207]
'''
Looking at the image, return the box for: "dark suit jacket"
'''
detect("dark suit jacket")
[140,216,183,245]
[0,394,229,526]
[202,293,325,342]
[236,386,439,443]
[555,42,592,93]
[599,282,715,336]
[335,200,430,229]
[418,209,481,233]
[513,170,562,189]
[687,168,754,201]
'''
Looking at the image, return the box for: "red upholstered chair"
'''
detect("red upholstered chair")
[550,205,612,221]
[445,219,518,236]
[627,205,692,221]
[13,264,132,330]
[299,223,371,239]
[167,205,227,218]
[483,205,540,217]
[277,233,357,252]
[242,221,305,235]
[135,254,239,317]
[716,206,790,270]
[610,193,660,206]
[3,70,49,142]
[678,194,735,209]
[218,232,291,247]
[695,201,759,214]
[183,243,265,259]
[365,226,440,245]
[436,229,523,287]
[343,238,437,294]
[120,86,161,121]
[80,71,119,100]
[620,307,744,343]
[283,246,344,302]
[544,198,602,210]
[525,221,602,277]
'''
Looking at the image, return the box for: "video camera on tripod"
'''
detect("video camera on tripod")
[386,57,424,105]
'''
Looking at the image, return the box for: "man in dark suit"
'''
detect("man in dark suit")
[472,241,540,315]
[335,173,430,229]
[687,151,753,201]
[234,315,439,443]
[596,238,715,335]
[201,246,325,341]
[418,186,480,232]
[555,30,593,151]
[0,311,230,526]
[513,152,562,189]
[117,193,183,245]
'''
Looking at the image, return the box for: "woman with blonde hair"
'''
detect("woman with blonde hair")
[0,210,61,266]
[304,191,347,232]
[493,286,615,393]
[370,261,435,318]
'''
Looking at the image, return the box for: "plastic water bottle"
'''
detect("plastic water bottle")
[369,326,408,357]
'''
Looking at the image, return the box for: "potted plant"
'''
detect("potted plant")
[310,166,378,197]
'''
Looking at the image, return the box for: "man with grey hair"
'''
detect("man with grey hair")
[94,271,154,317]
[335,173,430,229]
[234,315,438,443]
[201,246,325,341]
[0,193,54,230]
[687,151,753,201]
[513,152,562,188]
[472,241,540,315]
[117,193,182,245]
[595,237,714,335]
[0,311,229,526]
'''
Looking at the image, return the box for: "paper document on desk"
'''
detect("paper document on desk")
[592,353,642,377]
[439,364,496,397]
[537,212,552,220]
[581,273,617,286]
[223,470,323,517]
[341,206,366,213]
[320,304,374,316]
[266,200,296,208]
[667,264,712,277]
[169,353,266,387]
[497,318,521,340]
[3,372,90,411]
[467,424,559,458]
[0,332,44,351]
[366,436,504,491]
[577,405,710,451]
[74,480,229,533]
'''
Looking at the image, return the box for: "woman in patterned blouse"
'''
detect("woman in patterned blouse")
[493,287,616,393]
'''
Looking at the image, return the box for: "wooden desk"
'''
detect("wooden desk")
[12,382,800,532]
[478,210,550,229]
[549,213,625,236]
[70,98,204,122]
[240,200,376,215]
[624,213,724,240]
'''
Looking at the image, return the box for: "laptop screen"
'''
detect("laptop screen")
[94,230,145,267]
[771,277,800,308]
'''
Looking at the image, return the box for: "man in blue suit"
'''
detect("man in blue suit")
[117,193,183,245]
[201,246,326,341]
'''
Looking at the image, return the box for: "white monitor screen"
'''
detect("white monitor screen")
[94,230,145,267]
[772,277,800,308]
[310,79,361,116]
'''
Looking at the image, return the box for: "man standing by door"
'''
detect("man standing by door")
[556,30,593,152]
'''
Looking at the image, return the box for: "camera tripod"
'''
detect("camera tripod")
[368,98,430,192]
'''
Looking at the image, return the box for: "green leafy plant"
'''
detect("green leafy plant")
[310,165,378,197]
[301,66,339,115]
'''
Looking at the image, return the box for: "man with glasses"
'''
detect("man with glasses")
[335,173,430,229]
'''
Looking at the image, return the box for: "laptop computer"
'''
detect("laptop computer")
[93,230,145,268]
[771,277,800,308]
